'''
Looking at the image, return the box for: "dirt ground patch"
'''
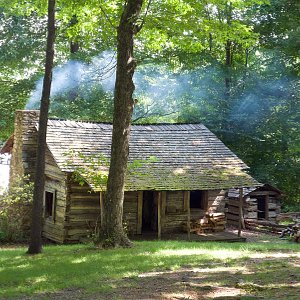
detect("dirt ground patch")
[226,227,282,243]
[99,258,300,300]
[23,258,299,300]
[99,267,249,300]
[14,229,300,300]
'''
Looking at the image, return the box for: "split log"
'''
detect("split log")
[183,213,226,234]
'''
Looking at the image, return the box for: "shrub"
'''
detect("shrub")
[0,175,33,242]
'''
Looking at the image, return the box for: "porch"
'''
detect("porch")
[132,230,246,242]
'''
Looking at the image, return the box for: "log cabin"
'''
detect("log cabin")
[1,110,260,243]
[226,184,282,226]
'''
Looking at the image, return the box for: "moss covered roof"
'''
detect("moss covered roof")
[45,119,260,191]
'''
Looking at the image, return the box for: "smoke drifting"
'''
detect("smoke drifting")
[26,51,117,109]
[27,51,210,117]
[26,50,296,131]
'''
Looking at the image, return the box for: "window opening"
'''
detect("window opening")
[45,191,55,219]
[190,190,204,209]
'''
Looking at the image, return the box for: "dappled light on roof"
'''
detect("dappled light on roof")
[43,119,259,191]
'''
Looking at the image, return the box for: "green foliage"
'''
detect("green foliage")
[0,0,299,208]
[64,150,110,190]
[64,150,158,190]
[0,175,34,242]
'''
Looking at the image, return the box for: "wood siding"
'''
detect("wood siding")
[64,178,100,242]
[60,188,227,242]
[162,190,226,234]
[123,192,139,235]
[63,185,140,242]
[9,110,39,184]
[42,148,67,243]
[226,192,281,226]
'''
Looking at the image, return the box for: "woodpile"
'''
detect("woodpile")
[244,219,285,234]
[245,218,300,243]
[184,213,226,234]
[276,212,300,223]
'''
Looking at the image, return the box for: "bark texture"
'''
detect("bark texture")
[96,0,143,248]
[27,0,56,254]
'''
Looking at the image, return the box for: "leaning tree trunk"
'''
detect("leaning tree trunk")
[96,0,144,248]
[27,0,56,254]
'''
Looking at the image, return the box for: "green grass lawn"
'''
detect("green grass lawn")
[0,240,299,299]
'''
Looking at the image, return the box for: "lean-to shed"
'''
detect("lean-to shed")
[1,110,260,243]
[226,184,282,226]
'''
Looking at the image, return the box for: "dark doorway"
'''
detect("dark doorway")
[257,196,266,219]
[142,191,157,232]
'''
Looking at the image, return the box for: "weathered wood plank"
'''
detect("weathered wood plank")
[238,188,244,236]
[184,191,191,240]
[158,192,161,239]
[137,191,143,234]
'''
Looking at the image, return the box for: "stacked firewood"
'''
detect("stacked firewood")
[184,213,226,234]
[244,219,285,234]
[245,219,300,242]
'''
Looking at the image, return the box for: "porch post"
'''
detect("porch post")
[99,191,104,227]
[157,191,161,239]
[184,191,191,240]
[137,191,143,234]
[161,191,167,233]
[238,187,243,237]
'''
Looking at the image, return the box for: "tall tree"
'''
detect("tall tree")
[27,0,56,254]
[97,0,144,248]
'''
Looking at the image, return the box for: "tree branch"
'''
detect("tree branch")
[99,3,117,30]
[136,0,152,32]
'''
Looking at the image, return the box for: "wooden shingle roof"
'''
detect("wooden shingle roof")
[45,119,260,191]
[228,184,282,198]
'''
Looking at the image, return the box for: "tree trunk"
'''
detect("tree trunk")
[222,1,233,131]
[69,15,80,54]
[225,39,232,97]
[27,0,56,254]
[96,0,144,248]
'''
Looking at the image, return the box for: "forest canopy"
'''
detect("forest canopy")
[0,0,299,208]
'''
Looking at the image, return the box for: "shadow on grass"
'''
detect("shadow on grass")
[0,240,299,299]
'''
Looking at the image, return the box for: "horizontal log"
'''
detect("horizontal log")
[250,191,278,196]
[244,219,286,229]
[227,219,239,226]
[227,205,240,214]
[43,232,64,243]
[70,193,99,200]
[226,213,240,221]
[227,199,240,207]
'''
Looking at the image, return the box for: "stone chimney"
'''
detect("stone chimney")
[9,110,40,185]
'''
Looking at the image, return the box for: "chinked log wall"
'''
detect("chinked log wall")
[65,178,100,242]
[63,187,227,242]
[42,150,67,243]
[64,180,140,242]
[226,191,281,227]
[10,110,68,243]
[9,110,40,185]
